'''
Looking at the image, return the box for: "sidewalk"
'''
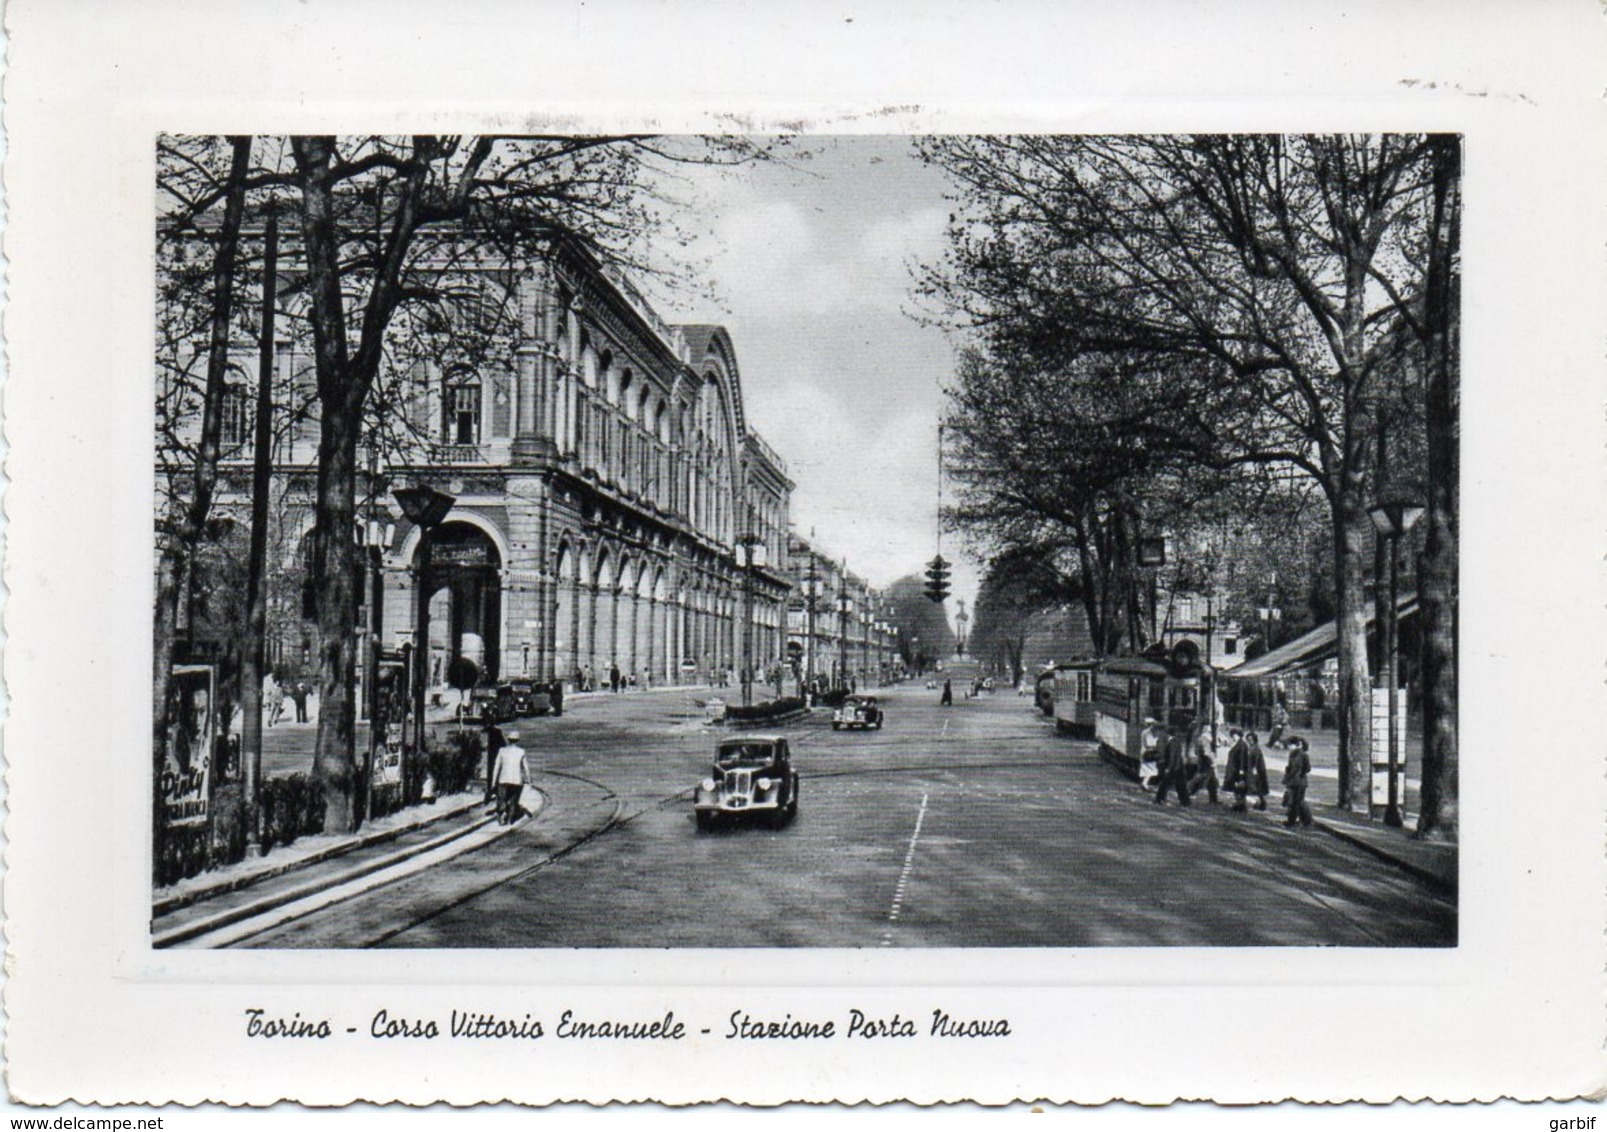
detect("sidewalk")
[1310,805,1457,894]
[152,785,530,947]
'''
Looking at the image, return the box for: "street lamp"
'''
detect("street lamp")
[735,532,765,706]
[836,593,853,691]
[361,517,393,828]
[394,483,456,772]
[1368,496,1424,828]
[801,553,820,696]
[1139,535,1167,644]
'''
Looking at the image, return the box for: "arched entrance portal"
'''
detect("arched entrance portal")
[420,521,503,690]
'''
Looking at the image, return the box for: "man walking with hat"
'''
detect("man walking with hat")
[492,729,527,825]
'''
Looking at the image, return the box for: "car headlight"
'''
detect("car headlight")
[701,778,717,792]
[755,777,773,792]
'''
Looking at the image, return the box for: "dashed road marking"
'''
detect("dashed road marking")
[881,791,930,946]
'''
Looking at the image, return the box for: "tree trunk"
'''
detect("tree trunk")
[311,400,363,833]
[152,135,253,878]
[1332,490,1374,813]
[1415,134,1460,841]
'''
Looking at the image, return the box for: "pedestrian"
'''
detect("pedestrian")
[548,679,564,717]
[940,678,953,706]
[609,662,621,693]
[1189,722,1220,804]
[1138,717,1166,790]
[1282,736,1314,829]
[264,672,284,727]
[483,721,506,804]
[1244,729,1270,810]
[1268,700,1289,749]
[492,729,527,825]
[1224,728,1250,811]
[290,680,309,723]
[1152,724,1193,807]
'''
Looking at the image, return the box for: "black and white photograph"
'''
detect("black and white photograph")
[7,0,1606,1113]
[149,133,1462,951]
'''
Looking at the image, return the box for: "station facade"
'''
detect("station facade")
[208,240,794,696]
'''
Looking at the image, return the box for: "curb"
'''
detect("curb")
[152,793,486,918]
[1314,819,1457,895]
[153,809,506,948]
[155,788,551,949]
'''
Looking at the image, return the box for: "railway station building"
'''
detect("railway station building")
[191,239,796,699]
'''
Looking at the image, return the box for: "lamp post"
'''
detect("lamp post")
[1255,600,1282,654]
[863,612,872,685]
[836,593,853,691]
[361,517,392,828]
[802,553,820,696]
[394,483,455,772]
[1200,586,1218,752]
[1368,496,1425,828]
[1138,536,1167,645]
[1255,598,1282,732]
[736,532,764,706]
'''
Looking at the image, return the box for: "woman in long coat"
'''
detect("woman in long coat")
[1244,730,1270,810]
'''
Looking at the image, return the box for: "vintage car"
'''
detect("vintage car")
[832,694,884,731]
[693,735,799,830]
[459,686,502,724]
[495,679,551,720]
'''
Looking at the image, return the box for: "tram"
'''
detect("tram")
[1048,659,1101,737]
[1090,650,1207,780]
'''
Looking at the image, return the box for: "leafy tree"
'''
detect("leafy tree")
[884,575,956,670]
[919,134,1453,814]
[447,655,482,701]
[967,547,1080,685]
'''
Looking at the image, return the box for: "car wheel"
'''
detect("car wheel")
[695,810,715,832]
[873,718,883,730]
[832,721,841,731]
[786,778,799,820]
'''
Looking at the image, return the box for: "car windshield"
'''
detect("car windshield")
[717,744,778,766]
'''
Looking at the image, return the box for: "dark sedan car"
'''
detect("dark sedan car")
[496,679,551,720]
[693,735,799,831]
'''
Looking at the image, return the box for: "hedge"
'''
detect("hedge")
[724,696,807,722]
[155,738,483,887]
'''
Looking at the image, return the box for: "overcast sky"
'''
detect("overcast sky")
[647,136,980,615]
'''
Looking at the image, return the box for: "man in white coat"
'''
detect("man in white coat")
[492,730,527,825]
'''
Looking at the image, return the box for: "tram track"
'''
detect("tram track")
[250,721,1078,947]
[226,712,1429,948]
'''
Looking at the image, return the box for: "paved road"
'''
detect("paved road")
[242,684,1455,949]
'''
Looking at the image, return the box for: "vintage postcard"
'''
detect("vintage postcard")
[5,0,1604,1112]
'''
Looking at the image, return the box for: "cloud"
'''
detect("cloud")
[642,144,980,605]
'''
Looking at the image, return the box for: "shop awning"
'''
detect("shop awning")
[1227,592,1418,680]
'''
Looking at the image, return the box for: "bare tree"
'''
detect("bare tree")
[919,134,1451,812]
[152,135,253,871]
[159,135,775,833]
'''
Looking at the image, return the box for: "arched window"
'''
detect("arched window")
[443,370,482,445]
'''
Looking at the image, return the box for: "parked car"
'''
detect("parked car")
[460,686,502,724]
[832,694,884,731]
[693,735,799,831]
[496,679,551,720]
